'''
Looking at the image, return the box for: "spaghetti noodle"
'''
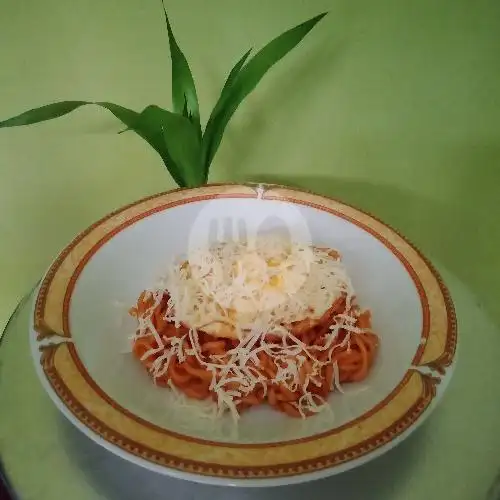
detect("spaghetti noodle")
[128,238,379,419]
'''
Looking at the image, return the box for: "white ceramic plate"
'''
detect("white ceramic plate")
[29,183,457,487]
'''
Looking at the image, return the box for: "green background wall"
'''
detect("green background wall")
[1,0,499,329]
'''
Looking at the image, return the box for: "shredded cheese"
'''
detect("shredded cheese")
[131,234,365,419]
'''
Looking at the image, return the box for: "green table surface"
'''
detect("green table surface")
[0,0,499,497]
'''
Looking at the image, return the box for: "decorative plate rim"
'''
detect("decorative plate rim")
[30,183,457,482]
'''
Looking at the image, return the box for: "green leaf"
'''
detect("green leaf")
[181,95,189,119]
[98,105,188,187]
[0,101,88,128]
[130,105,203,187]
[198,48,251,179]
[0,101,140,130]
[159,108,203,188]
[220,48,252,98]
[161,1,201,135]
[126,105,185,186]
[0,100,193,186]
[95,102,141,128]
[202,12,327,171]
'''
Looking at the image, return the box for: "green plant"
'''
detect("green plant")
[0,3,326,188]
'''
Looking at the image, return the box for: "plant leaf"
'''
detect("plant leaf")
[0,101,140,130]
[130,105,203,187]
[161,0,201,136]
[0,101,88,128]
[220,48,252,98]
[181,94,189,119]
[0,101,192,186]
[202,12,327,171]
[197,48,251,180]
[127,105,185,187]
[0,96,205,186]
[97,104,194,187]
[95,102,141,128]
[159,108,203,188]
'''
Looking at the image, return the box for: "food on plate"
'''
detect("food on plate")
[129,235,379,419]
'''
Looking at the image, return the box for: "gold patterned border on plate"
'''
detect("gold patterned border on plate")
[33,183,457,478]
[40,342,440,477]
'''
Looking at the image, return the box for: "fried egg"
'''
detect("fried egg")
[165,235,352,340]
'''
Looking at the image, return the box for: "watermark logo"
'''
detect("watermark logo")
[186,187,313,311]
